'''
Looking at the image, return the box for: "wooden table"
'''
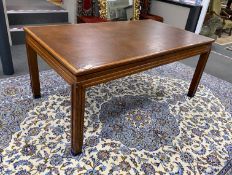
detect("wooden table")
[24,20,214,156]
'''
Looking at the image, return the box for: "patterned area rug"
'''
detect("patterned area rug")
[0,62,231,175]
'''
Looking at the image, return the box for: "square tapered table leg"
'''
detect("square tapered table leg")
[188,50,211,98]
[71,84,85,156]
[26,43,41,99]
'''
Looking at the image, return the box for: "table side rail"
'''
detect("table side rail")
[26,34,77,85]
[76,44,212,88]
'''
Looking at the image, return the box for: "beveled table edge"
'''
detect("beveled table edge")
[24,23,215,77]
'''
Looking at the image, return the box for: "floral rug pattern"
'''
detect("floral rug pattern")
[0,62,231,174]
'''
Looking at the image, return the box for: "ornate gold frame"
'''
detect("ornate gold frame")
[133,0,140,20]
[99,0,140,20]
[98,0,107,19]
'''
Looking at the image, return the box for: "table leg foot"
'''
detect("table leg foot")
[33,95,41,99]
[187,93,194,98]
[71,149,82,156]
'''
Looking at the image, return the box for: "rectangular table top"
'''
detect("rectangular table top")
[24,20,214,76]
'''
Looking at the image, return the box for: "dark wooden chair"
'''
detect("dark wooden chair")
[139,0,163,22]
[77,0,107,23]
[209,0,232,37]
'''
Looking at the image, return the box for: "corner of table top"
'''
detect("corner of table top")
[23,26,34,38]
[23,26,30,33]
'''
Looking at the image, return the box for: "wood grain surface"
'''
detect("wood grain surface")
[24,20,214,75]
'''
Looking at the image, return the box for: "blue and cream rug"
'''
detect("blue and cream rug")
[0,62,231,175]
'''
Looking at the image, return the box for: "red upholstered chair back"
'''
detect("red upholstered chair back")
[140,0,151,16]
[77,0,107,23]
[77,0,99,17]
[83,0,92,11]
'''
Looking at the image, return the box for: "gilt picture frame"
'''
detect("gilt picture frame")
[99,0,140,20]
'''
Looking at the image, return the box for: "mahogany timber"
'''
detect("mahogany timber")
[24,20,214,155]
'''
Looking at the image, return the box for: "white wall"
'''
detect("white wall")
[150,1,190,30]
[62,0,77,24]
[150,0,210,34]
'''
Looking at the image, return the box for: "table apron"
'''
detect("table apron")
[76,44,211,88]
